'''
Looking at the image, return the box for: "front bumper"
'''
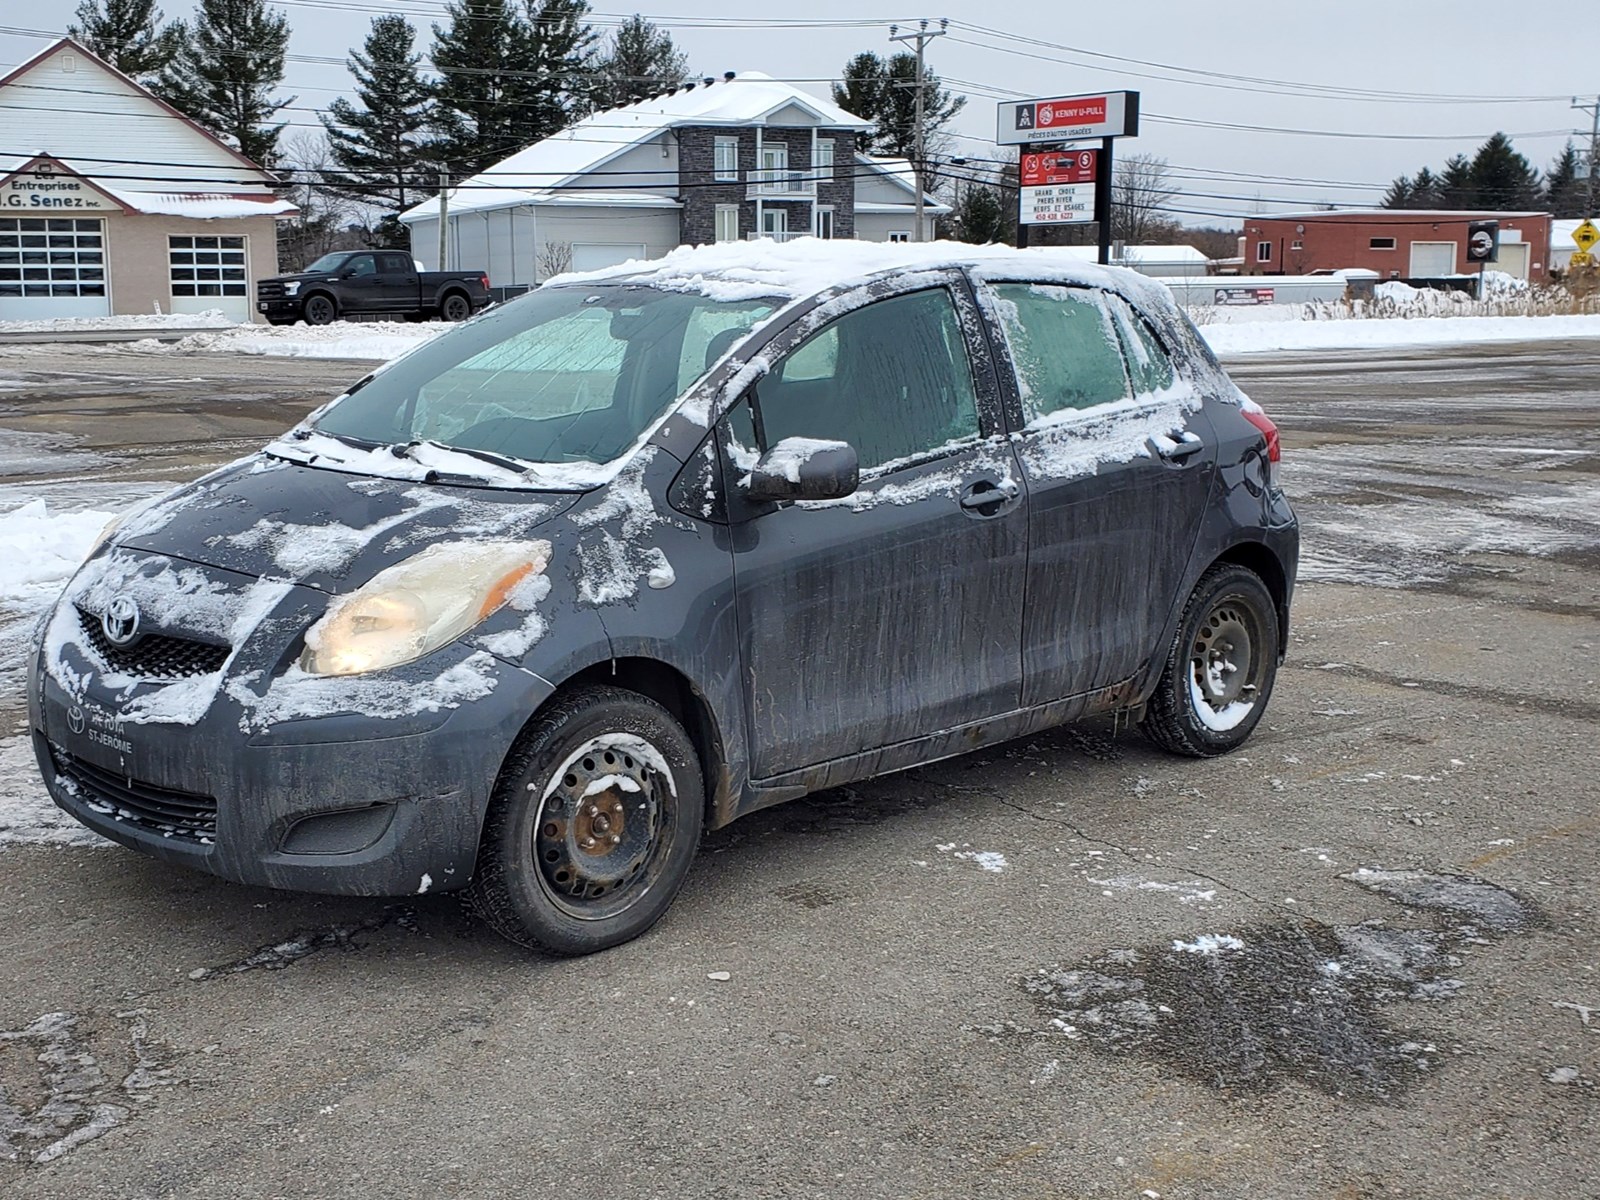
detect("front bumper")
[27,632,553,897]
[256,297,301,319]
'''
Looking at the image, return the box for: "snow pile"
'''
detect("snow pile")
[1201,313,1600,356]
[0,500,114,615]
[0,310,237,335]
[125,320,448,362]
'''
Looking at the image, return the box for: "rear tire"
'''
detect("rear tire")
[1141,563,1280,758]
[440,291,472,321]
[467,686,703,956]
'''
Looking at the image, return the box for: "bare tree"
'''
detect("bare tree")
[1111,153,1180,244]
[538,241,573,280]
[275,130,369,270]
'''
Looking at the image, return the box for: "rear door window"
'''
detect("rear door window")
[1106,296,1177,395]
[756,288,980,471]
[989,284,1132,423]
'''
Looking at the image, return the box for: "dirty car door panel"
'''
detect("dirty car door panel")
[722,282,1026,779]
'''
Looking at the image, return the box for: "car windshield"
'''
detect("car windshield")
[304,252,351,273]
[310,284,776,478]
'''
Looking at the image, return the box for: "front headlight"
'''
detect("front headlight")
[284,281,301,297]
[300,540,551,676]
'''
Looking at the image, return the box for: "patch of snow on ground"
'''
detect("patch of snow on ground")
[1200,313,1600,357]
[1172,934,1245,954]
[0,310,237,335]
[123,320,447,362]
[0,734,107,847]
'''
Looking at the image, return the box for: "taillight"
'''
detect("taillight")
[1242,406,1281,489]
[479,273,490,290]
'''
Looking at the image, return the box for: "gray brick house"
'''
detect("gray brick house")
[400,72,949,288]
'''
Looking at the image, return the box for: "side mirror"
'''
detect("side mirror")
[745,437,859,503]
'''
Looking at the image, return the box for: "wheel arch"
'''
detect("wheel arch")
[437,285,471,313]
[300,288,338,320]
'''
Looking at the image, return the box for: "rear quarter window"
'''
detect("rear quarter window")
[989,284,1132,423]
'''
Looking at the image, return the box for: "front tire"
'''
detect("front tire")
[467,686,704,956]
[302,293,337,326]
[1142,563,1280,758]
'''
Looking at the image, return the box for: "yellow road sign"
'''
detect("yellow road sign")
[1571,249,1594,268]
[1572,220,1600,251]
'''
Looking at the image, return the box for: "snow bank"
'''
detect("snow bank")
[1201,313,1600,357]
[125,320,447,362]
[0,499,114,617]
[0,310,237,335]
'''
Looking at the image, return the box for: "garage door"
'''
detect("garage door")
[169,235,250,322]
[0,217,110,321]
[569,243,647,273]
[1409,241,1458,277]
[1493,242,1530,281]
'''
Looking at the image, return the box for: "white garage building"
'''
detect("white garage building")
[0,37,295,323]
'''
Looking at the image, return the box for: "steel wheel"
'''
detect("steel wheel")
[1142,563,1280,757]
[303,294,336,325]
[468,685,704,956]
[534,738,673,921]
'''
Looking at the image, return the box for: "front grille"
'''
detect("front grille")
[75,606,230,681]
[51,744,218,842]
[257,281,285,300]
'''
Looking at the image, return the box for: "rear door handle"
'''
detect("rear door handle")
[958,477,1021,516]
[1151,431,1205,464]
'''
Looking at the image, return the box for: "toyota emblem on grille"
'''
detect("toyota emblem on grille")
[67,705,85,735]
[102,596,141,646]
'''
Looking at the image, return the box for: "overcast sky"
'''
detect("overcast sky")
[7,0,1597,224]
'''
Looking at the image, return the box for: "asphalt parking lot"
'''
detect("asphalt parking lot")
[1,338,1597,1198]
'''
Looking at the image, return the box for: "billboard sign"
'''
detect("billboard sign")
[1466,220,1500,263]
[1214,287,1276,306]
[998,91,1139,145]
[1019,149,1097,225]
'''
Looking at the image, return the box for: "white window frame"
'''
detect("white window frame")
[715,204,740,243]
[169,234,248,299]
[887,231,911,244]
[761,208,788,238]
[814,205,835,239]
[1370,237,1397,251]
[1290,239,1304,251]
[1255,240,1272,263]
[816,137,835,172]
[714,137,739,182]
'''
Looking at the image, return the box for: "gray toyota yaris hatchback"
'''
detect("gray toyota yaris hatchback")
[29,241,1297,955]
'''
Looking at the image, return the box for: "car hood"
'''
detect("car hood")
[261,272,331,286]
[115,455,582,594]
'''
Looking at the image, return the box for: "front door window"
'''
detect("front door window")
[761,208,787,240]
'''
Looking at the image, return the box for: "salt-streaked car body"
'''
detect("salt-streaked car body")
[27,241,1297,952]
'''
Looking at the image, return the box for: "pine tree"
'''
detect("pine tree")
[507,0,597,146]
[1381,174,1415,209]
[320,15,433,216]
[430,0,524,174]
[832,51,965,160]
[1411,167,1441,208]
[949,183,1009,244]
[159,0,294,168]
[1469,132,1541,210]
[586,14,687,111]
[69,0,182,82]
[1438,155,1474,208]
[1543,142,1586,218]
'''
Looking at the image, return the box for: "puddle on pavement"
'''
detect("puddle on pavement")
[1019,871,1539,1100]
[187,905,418,979]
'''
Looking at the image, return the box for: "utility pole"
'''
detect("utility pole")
[1574,96,1600,218]
[889,19,948,242]
[438,170,450,271]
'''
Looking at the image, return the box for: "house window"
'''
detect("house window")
[814,205,835,239]
[757,143,794,194]
[887,231,911,243]
[715,204,740,243]
[761,208,788,240]
[714,137,739,182]
[816,138,834,172]
[1255,240,1272,263]
[170,235,248,297]
[1290,240,1303,251]
[1370,237,1397,250]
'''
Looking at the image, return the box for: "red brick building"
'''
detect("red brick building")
[1241,210,1551,282]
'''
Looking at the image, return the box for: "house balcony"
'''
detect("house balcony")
[746,169,816,199]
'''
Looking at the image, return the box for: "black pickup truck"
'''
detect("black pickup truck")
[256,251,492,326]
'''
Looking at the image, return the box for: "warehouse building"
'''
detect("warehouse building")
[1241,209,1552,282]
[0,37,295,322]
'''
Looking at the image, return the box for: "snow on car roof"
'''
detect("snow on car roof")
[546,238,1184,310]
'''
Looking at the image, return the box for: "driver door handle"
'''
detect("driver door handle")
[958,477,1021,518]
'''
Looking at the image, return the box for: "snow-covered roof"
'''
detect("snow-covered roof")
[402,72,872,221]
[1253,208,1549,221]
[1551,218,1589,248]
[547,237,1181,306]
[1056,244,1210,266]
[0,38,291,217]
[853,154,952,215]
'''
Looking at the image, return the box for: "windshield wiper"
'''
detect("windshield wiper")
[393,439,530,476]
